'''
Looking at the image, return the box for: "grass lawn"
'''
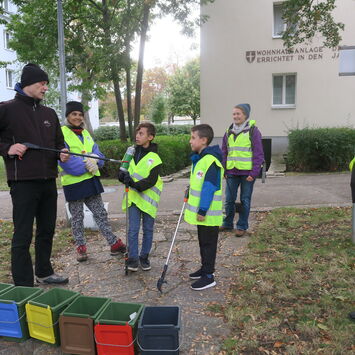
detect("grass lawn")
[0,219,75,282]
[217,207,354,354]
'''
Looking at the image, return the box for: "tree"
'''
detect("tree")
[282,0,344,49]
[149,94,167,124]
[168,58,200,125]
[4,0,213,141]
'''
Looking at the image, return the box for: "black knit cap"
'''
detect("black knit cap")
[66,101,84,117]
[20,63,49,88]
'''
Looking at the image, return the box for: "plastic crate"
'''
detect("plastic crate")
[0,286,43,342]
[0,283,14,296]
[95,302,144,355]
[25,287,80,345]
[137,306,181,355]
[59,295,111,355]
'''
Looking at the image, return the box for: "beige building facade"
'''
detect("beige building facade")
[200,0,355,153]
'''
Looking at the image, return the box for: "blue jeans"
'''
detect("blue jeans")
[222,175,255,231]
[128,203,155,260]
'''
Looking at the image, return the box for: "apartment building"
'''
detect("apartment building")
[200,0,355,153]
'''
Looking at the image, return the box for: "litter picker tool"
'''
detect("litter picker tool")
[157,186,189,293]
[22,142,122,163]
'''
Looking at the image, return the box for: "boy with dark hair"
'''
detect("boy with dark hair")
[184,124,224,290]
[118,122,163,271]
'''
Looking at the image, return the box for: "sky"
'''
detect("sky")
[132,14,200,69]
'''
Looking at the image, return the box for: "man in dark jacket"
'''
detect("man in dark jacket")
[0,63,69,286]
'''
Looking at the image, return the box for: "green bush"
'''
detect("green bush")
[97,134,191,178]
[286,127,355,172]
[154,124,192,136]
[93,125,120,141]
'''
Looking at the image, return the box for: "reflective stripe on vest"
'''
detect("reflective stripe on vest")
[226,121,255,171]
[184,154,224,226]
[122,152,163,218]
[60,126,100,186]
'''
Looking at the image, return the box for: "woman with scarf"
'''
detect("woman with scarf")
[59,101,126,261]
[220,103,264,237]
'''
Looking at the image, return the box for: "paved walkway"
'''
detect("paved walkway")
[0,171,352,354]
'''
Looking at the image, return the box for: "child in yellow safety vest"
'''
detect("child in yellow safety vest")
[59,101,126,262]
[118,122,163,272]
[184,124,224,290]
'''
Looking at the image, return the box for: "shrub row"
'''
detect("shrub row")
[98,135,191,178]
[93,124,192,141]
[286,127,355,172]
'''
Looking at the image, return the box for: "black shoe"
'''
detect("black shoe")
[36,273,69,285]
[189,269,215,280]
[139,255,151,271]
[127,258,139,272]
[191,274,216,291]
[189,269,203,280]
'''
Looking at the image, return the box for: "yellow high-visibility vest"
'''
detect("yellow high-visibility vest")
[350,157,355,172]
[184,154,224,226]
[122,152,163,218]
[226,120,256,170]
[60,126,100,186]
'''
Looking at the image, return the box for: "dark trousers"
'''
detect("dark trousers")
[10,180,57,286]
[197,225,219,274]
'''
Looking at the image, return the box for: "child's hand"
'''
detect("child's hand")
[197,214,205,222]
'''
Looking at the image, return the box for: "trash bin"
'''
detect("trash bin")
[59,295,111,355]
[25,287,80,345]
[137,306,181,355]
[0,286,43,342]
[0,283,14,296]
[94,301,144,355]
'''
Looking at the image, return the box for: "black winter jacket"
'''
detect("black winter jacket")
[0,93,65,181]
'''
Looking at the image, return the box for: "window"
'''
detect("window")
[4,31,11,49]
[6,69,14,88]
[272,74,296,107]
[273,2,286,37]
[0,0,9,12]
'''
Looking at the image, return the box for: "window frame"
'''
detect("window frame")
[4,30,12,50]
[5,69,14,89]
[272,1,286,38]
[272,73,297,109]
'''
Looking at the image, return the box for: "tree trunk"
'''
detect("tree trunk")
[134,1,151,130]
[102,0,127,141]
[125,41,133,141]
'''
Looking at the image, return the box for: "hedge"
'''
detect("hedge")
[97,134,191,178]
[93,124,192,141]
[286,127,355,172]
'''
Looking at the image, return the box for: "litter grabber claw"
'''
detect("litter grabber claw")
[157,186,189,293]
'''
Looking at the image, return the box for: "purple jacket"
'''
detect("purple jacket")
[221,123,264,178]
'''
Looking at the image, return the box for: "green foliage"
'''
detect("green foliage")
[149,95,167,124]
[286,127,355,172]
[93,124,192,141]
[97,135,191,177]
[154,124,192,136]
[93,125,121,141]
[168,58,200,124]
[282,0,344,48]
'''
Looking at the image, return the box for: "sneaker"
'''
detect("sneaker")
[127,258,139,272]
[139,255,151,271]
[36,273,69,285]
[110,239,126,255]
[219,226,233,232]
[235,229,246,237]
[191,274,216,291]
[189,269,215,280]
[76,245,88,262]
